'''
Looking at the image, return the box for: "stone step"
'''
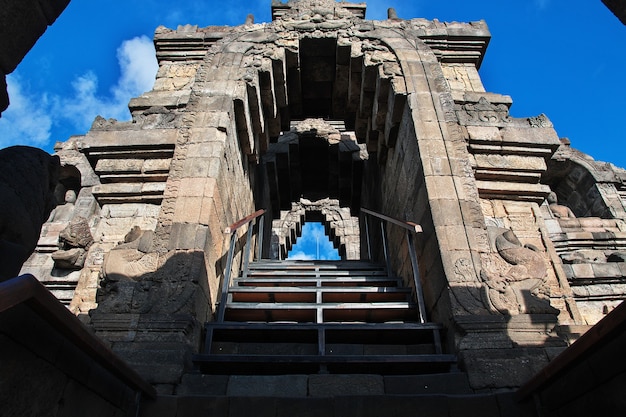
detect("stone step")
[224,301,419,323]
[141,375,532,417]
[228,286,412,303]
[234,276,401,287]
[245,269,392,277]
[249,260,386,270]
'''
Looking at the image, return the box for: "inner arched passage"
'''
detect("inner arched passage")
[246,32,409,266]
[269,200,360,261]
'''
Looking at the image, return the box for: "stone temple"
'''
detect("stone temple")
[4,0,626,415]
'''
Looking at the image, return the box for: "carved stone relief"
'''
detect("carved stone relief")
[51,216,94,270]
[102,226,159,281]
[455,97,511,126]
[480,227,557,315]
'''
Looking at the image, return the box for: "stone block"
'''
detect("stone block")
[143,158,171,173]
[139,396,178,417]
[173,197,203,223]
[112,344,188,385]
[228,397,277,417]
[591,263,621,278]
[570,263,594,279]
[177,374,229,396]
[275,397,334,417]
[308,374,384,397]
[227,375,308,397]
[175,396,229,416]
[182,157,221,178]
[424,176,456,199]
[384,373,472,395]
[474,154,547,172]
[128,90,191,110]
[178,178,209,197]
[393,395,450,417]
[430,199,464,226]
[95,159,144,173]
[435,225,471,251]
[461,347,550,390]
[500,126,560,146]
[448,394,500,417]
[466,126,501,141]
[81,129,177,149]
[333,395,403,417]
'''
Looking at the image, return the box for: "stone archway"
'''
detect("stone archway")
[270,197,360,260]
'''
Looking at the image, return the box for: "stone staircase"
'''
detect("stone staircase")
[139,260,538,417]
[193,259,456,375]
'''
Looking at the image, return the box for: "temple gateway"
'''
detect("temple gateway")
[7,1,626,415]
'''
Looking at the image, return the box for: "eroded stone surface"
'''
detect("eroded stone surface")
[14,0,626,398]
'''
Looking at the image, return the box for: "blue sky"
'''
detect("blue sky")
[287,222,340,260]
[1,1,625,167]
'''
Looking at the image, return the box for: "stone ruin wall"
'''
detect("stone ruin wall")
[17,0,626,392]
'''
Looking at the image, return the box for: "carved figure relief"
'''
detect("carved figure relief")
[480,227,557,315]
[51,216,94,270]
[102,226,159,281]
[48,189,77,222]
[547,192,575,218]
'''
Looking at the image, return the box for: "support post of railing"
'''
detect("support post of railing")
[361,207,425,323]
[380,221,392,275]
[217,232,237,323]
[407,231,427,323]
[242,220,255,279]
[257,214,265,261]
[364,215,372,261]
[217,209,266,323]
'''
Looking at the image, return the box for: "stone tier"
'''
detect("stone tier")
[78,129,176,205]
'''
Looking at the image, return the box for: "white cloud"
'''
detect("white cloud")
[288,251,314,261]
[0,35,157,150]
[114,36,158,102]
[0,76,53,148]
[287,222,340,260]
[58,35,158,129]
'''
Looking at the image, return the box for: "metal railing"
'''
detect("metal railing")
[361,207,427,323]
[217,208,266,322]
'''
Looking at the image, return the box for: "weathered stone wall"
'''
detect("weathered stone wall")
[0,0,71,114]
[27,0,626,398]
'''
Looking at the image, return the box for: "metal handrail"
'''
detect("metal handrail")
[361,207,427,323]
[217,209,266,322]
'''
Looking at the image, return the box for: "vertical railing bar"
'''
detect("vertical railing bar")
[257,214,265,261]
[217,233,237,323]
[242,220,255,279]
[380,221,392,275]
[432,327,443,354]
[407,231,427,324]
[364,214,372,261]
[203,327,214,355]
